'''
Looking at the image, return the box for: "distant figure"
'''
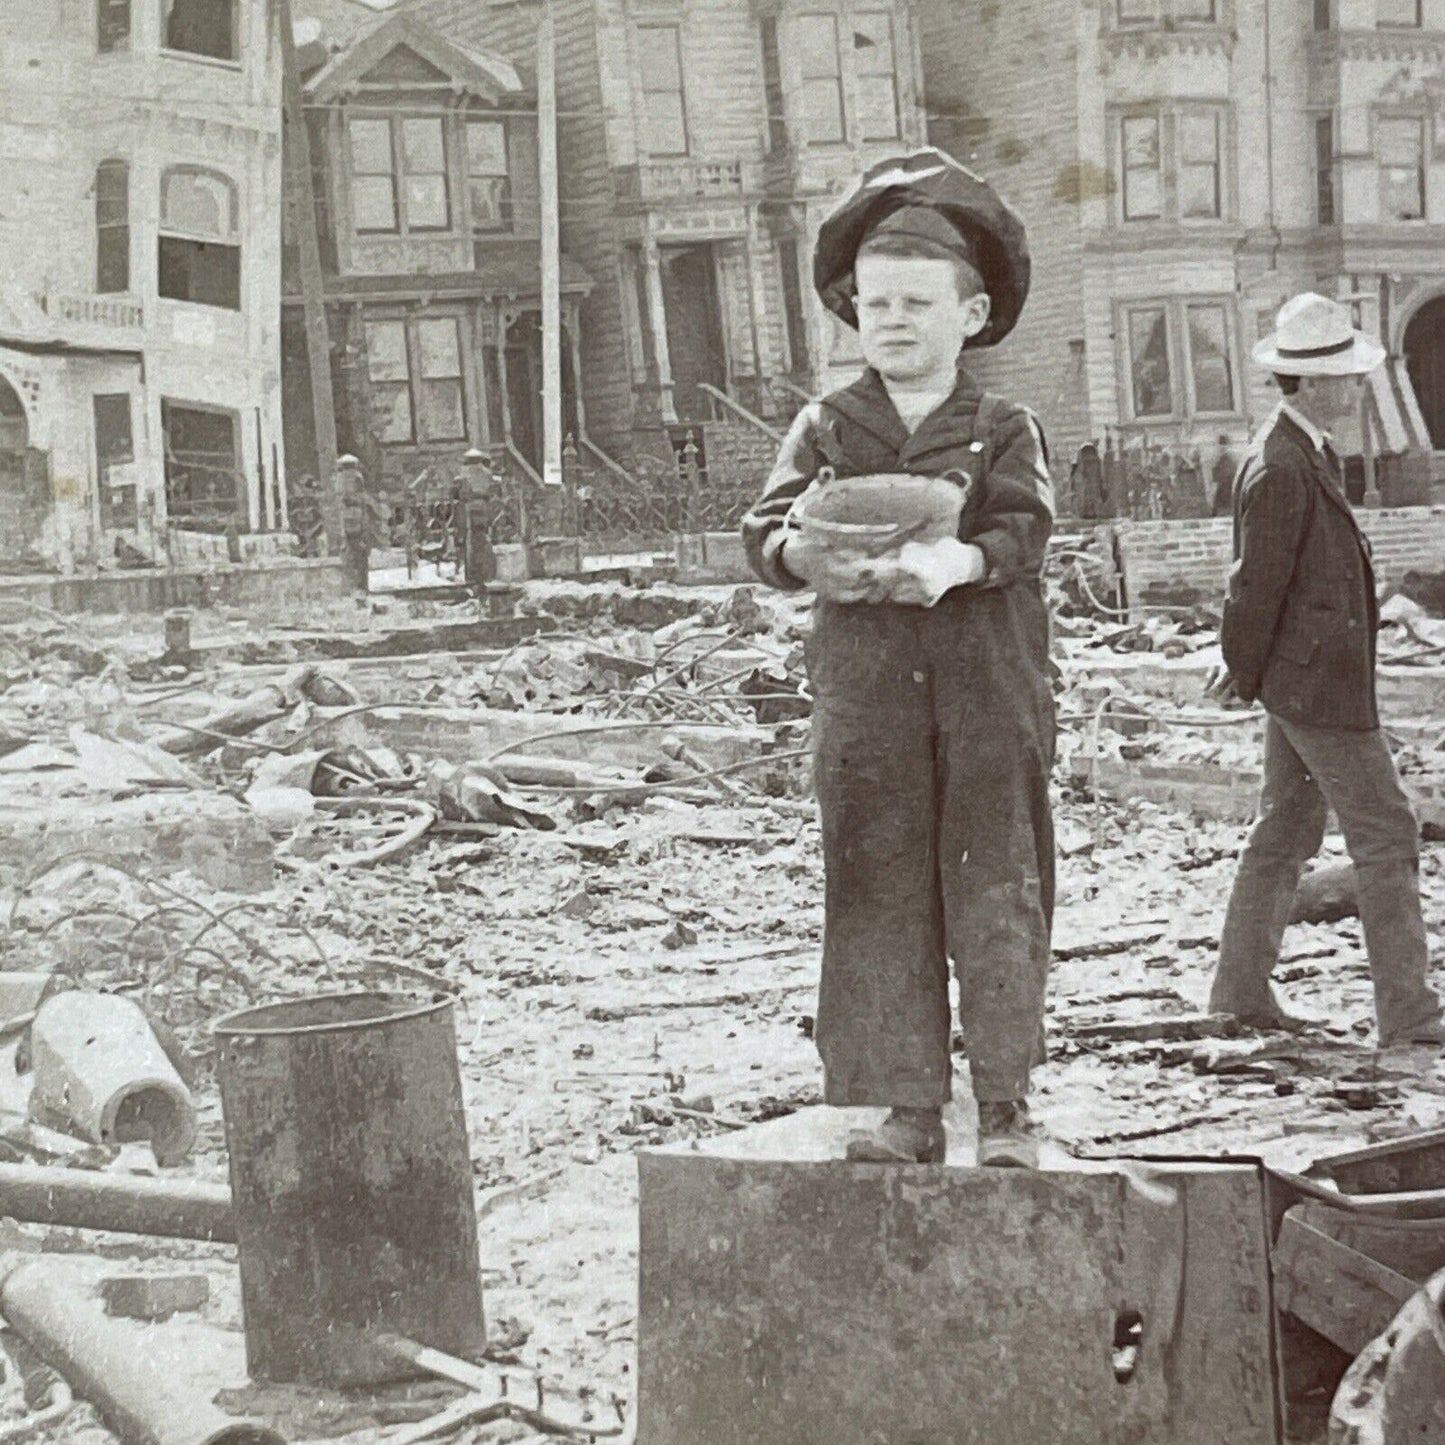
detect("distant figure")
[1211,434,1237,516]
[1071,441,1107,518]
[338,455,383,596]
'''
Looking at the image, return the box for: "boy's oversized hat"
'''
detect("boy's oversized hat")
[813,148,1031,347]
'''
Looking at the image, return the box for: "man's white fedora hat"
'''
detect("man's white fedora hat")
[1253,292,1386,376]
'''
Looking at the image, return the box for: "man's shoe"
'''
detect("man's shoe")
[1208,981,1313,1034]
[844,1106,945,1164]
[977,1100,1042,1169]
[1379,1016,1445,1049]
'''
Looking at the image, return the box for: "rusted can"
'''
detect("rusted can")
[213,993,485,1385]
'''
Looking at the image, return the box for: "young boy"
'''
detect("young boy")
[741,149,1056,1167]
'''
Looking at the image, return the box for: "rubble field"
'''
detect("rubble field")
[3,573,1445,1445]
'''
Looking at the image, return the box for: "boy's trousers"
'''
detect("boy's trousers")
[806,586,1057,1107]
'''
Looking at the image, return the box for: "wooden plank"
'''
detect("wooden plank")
[1272,1209,1418,1356]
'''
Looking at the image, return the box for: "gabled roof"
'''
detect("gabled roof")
[304,11,524,103]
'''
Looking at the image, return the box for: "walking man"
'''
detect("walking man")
[1209,292,1443,1048]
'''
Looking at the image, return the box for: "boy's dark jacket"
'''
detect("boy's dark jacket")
[1220,410,1379,731]
[741,366,1055,593]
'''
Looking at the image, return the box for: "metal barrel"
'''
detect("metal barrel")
[213,993,486,1386]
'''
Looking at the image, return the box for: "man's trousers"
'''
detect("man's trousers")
[1214,715,1441,1044]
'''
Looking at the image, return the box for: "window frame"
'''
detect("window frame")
[1377,113,1428,222]
[1112,102,1231,226]
[1315,112,1337,225]
[1114,0,1220,26]
[98,0,131,53]
[465,118,512,234]
[796,12,847,146]
[160,0,239,65]
[635,23,690,158]
[364,314,470,447]
[159,398,244,532]
[1377,0,1423,27]
[157,165,241,310]
[347,113,453,238]
[1118,296,1244,426]
[851,11,900,143]
[95,158,131,295]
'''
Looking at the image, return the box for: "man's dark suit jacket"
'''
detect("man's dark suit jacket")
[1220,410,1379,731]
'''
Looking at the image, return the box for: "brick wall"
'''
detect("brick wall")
[1112,507,1445,612]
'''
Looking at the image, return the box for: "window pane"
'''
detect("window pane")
[640,96,688,156]
[94,394,135,467]
[98,0,131,52]
[348,118,393,175]
[1180,112,1219,165]
[419,381,465,441]
[352,176,397,232]
[1117,0,1157,20]
[1187,305,1235,413]
[1175,0,1217,19]
[469,177,507,230]
[374,384,414,444]
[405,175,449,229]
[466,121,507,177]
[417,319,462,379]
[853,14,894,72]
[1378,0,1421,24]
[1383,166,1425,220]
[162,169,236,239]
[1379,118,1424,220]
[96,161,129,227]
[402,118,445,174]
[1378,116,1423,165]
[157,236,240,308]
[165,0,235,61]
[1122,116,1161,220]
[797,14,841,78]
[856,75,899,140]
[636,25,682,88]
[365,322,409,382]
[1181,164,1219,218]
[803,78,845,143]
[1128,308,1174,417]
[1316,114,1336,224]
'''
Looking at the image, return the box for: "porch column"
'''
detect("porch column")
[743,209,765,405]
[565,302,588,436]
[642,235,677,424]
[495,303,513,445]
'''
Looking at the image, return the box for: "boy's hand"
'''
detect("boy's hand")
[886,539,987,607]
[781,533,892,603]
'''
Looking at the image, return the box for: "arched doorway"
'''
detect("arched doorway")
[1404,295,1445,448]
[0,374,48,570]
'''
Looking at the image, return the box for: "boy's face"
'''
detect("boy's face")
[853,253,990,383]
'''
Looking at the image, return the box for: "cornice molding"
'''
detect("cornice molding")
[1311,29,1445,64]
[1103,26,1236,61]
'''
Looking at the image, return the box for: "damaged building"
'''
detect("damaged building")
[919,0,1445,492]
[0,0,291,576]
[282,3,594,487]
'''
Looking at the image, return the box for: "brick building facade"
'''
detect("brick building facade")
[919,0,1445,482]
[0,0,288,573]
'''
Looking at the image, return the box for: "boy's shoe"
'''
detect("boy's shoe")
[977,1100,1042,1170]
[844,1106,946,1164]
